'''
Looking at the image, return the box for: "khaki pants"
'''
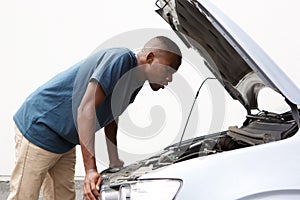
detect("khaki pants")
[7,125,76,200]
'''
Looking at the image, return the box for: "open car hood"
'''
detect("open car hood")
[156,0,300,112]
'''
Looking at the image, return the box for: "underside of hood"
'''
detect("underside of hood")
[155,0,300,113]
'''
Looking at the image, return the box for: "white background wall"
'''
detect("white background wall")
[1,0,300,177]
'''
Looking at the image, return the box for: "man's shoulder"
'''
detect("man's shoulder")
[108,47,132,53]
[100,47,136,69]
[104,47,134,59]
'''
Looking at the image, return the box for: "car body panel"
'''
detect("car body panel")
[140,134,300,199]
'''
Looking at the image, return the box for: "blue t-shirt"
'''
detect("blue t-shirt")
[13,48,143,153]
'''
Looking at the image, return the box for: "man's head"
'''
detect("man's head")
[136,36,182,91]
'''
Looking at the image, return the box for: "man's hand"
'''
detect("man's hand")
[83,169,102,200]
[109,158,124,168]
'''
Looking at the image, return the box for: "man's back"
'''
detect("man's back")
[13,47,138,153]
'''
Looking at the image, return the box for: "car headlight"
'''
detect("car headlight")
[101,179,182,200]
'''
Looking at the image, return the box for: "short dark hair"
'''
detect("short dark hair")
[143,36,182,58]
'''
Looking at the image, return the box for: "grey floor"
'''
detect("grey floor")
[0,179,84,200]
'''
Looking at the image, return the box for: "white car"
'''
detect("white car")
[100,0,300,199]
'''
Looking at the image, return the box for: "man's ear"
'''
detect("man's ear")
[146,52,154,64]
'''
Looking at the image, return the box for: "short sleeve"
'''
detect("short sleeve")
[89,49,135,96]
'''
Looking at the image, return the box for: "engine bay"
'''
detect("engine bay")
[101,109,298,188]
[174,110,298,163]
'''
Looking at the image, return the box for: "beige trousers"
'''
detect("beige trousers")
[7,125,76,200]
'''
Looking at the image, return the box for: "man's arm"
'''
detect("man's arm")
[77,80,106,200]
[104,119,124,168]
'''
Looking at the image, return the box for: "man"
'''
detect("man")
[8,36,182,200]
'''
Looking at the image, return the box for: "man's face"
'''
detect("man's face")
[148,52,181,91]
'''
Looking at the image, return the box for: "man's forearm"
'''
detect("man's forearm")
[80,137,97,173]
[78,103,97,172]
[105,120,123,167]
[77,81,107,199]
